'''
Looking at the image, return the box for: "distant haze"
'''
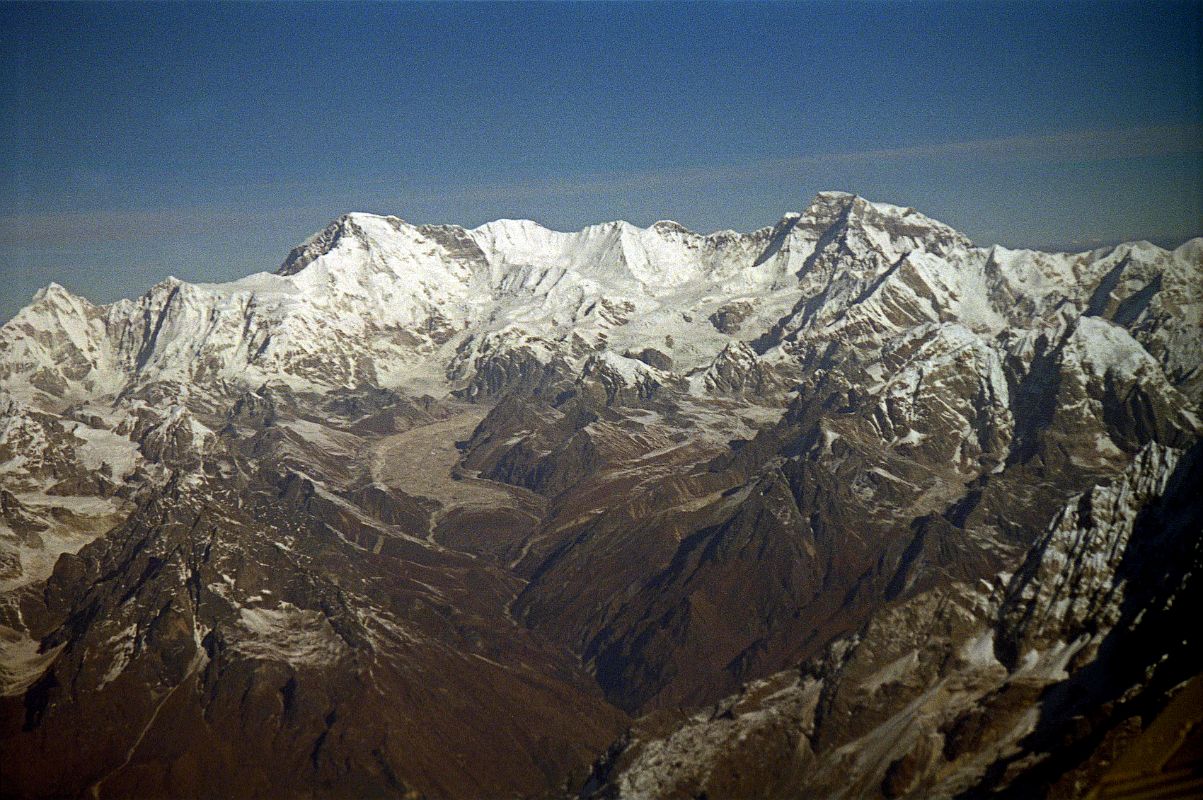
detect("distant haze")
[2,1,1200,322]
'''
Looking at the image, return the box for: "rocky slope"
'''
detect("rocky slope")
[0,192,1199,798]
[582,441,1203,799]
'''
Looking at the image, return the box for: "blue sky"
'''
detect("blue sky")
[1,1,1200,320]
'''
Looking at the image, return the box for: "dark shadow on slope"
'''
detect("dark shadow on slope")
[958,442,1203,799]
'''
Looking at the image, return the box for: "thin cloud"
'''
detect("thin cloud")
[386,123,1203,208]
[812,123,1203,164]
[515,123,1203,196]
[1,123,1198,245]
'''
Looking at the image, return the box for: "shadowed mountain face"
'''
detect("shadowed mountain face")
[0,193,1199,798]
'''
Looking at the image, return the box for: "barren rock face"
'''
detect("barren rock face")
[0,193,1199,798]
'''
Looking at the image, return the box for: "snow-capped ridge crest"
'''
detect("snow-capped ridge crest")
[270,192,972,285]
[31,282,72,303]
[818,191,972,251]
[276,212,412,277]
[277,216,348,276]
[12,282,96,329]
[3,192,1198,416]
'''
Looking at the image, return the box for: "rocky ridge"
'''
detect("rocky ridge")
[583,441,1202,798]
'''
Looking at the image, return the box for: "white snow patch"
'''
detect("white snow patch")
[234,603,347,666]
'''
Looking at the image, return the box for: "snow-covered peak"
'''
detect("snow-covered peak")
[276,214,353,276]
[651,220,692,235]
[814,191,973,254]
[7,282,98,341]
[810,189,856,205]
[470,216,710,292]
[30,281,77,304]
[1,194,1197,413]
[470,217,552,236]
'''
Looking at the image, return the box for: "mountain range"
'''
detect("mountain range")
[1,191,1199,799]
